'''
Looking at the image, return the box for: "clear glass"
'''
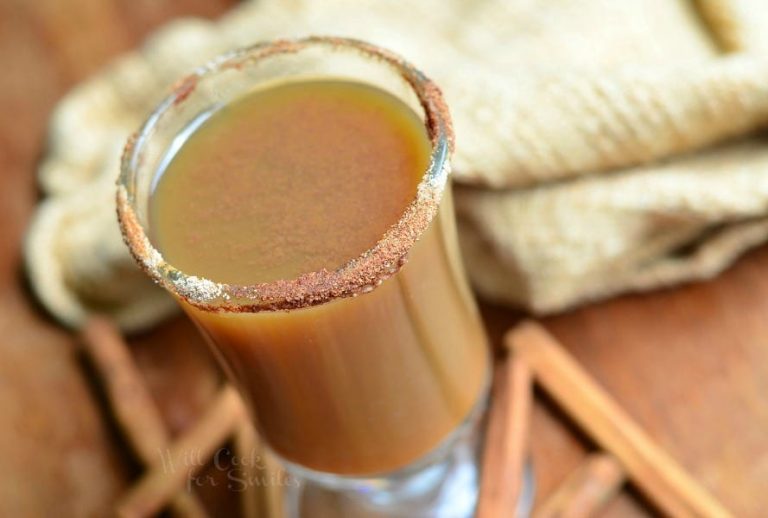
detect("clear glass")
[117,37,495,516]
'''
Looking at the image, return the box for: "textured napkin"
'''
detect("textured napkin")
[25,0,768,331]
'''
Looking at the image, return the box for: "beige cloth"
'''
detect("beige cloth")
[25,0,768,330]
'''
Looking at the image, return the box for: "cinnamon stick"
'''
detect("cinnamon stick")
[476,353,534,518]
[80,318,209,518]
[232,409,287,518]
[534,452,625,518]
[508,321,732,518]
[234,421,264,518]
[262,449,288,518]
[116,386,245,518]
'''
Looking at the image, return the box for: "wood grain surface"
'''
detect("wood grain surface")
[1,0,765,516]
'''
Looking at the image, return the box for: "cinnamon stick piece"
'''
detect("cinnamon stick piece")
[80,318,209,518]
[508,321,733,518]
[233,420,287,518]
[262,449,288,518]
[116,386,245,518]
[534,452,625,518]
[234,421,263,518]
[476,354,534,518]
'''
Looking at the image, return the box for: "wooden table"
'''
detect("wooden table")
[1,1,765,516]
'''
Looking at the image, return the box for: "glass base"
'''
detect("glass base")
[280,415,536,517]
[285,462,535,518]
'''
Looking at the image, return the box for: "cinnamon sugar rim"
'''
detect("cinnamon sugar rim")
[117,36,454,313]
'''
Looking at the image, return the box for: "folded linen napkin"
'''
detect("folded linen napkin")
[26,0,768,330]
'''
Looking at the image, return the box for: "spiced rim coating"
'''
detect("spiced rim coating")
[117,36,454,313]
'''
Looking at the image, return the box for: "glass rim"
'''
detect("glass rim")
[117,36,454,313]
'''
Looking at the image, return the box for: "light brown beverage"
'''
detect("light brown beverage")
[150,79,489,475]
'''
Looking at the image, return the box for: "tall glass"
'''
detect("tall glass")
[117,37,491,517]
